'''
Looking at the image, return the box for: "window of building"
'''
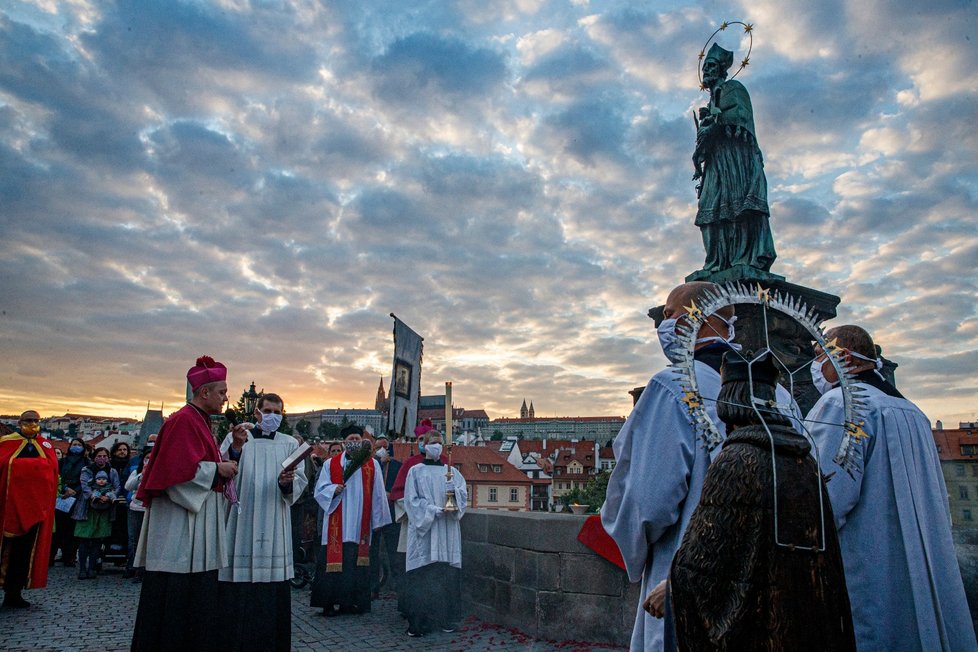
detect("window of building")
[510,488,519,502]
[957,464,967,477]
[960,485,969,500]
[493,465,501,473]
[972,465,978,477]
[963,444,978,456]
[964,509,973,522]
[489,487,497,502]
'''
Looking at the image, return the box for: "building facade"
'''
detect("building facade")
[489,416,625,442]
[934,424,978,526]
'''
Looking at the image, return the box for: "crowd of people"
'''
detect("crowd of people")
[0,360,466,651]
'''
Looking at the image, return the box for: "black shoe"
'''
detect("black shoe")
[3,595,31,609]
[407,629,423,638]
[132,576,142,584]
[441,626,457,633]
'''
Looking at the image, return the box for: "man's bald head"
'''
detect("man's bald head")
[663,282,734,322]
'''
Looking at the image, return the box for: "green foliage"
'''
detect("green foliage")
[296,419,311,437]
[318,421,339,439]
[491,430,504,441]
[561,471,611,514]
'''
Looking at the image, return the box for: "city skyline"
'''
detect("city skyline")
[2,1,976,425]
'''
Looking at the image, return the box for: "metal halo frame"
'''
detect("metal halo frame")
[697,20,754,89]
[670,282,870,552]
[670,282,870,474]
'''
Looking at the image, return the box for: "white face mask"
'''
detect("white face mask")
[258,412,282,433]
[810,359,836,395]
[696,315,738,349]
[425,443,443,460]
[374,447,389,460]
[657,318,684,363]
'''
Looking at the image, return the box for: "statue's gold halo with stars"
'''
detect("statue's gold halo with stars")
[697,20,754,91]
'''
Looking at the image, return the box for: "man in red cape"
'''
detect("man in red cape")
[0,410,59,609]
[130,356,239,651]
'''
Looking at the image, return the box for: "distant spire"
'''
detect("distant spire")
[529,401,535,419]
[375,376,388,412]
[520,399,528,419]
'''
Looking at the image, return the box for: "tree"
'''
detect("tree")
[318,421,339,439]
[561,471,611,513]
[296,419,311,437]
[491,430,504,441]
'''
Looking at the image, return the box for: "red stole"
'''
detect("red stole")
[137,403,224,504]
[0,433,59,589]
[325,454,373,572]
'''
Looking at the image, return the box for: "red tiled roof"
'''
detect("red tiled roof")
[451,447,532,484]
[461,410,489,419]
[933,428,978,462]
[390,442,529,483]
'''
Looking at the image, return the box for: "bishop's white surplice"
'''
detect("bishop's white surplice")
[135,461,228,573]
[404,461,467,572]
[219,432,308,582]
[807,382,977,652]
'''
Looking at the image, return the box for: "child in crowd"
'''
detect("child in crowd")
[75,470,115,579]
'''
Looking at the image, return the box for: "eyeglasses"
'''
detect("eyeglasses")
[20,418,40,424]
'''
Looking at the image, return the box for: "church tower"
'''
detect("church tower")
[375,377,387,412]
[520,399,528,419]
[528,401,535,419]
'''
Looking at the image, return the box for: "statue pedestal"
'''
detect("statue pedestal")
[650,271,840,415]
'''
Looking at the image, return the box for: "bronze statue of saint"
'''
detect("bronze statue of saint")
[670,352,855,651]
[692,43,777,277]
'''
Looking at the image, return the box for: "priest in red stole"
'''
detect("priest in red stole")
[311,425,391,616]
[0,410,59,608]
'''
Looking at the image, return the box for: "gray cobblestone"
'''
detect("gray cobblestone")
[1,566,624,651]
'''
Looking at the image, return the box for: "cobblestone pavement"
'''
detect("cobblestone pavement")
[2,566,625,651]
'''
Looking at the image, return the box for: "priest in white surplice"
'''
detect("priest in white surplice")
[807,325,976,652]
[218,392,308,652]
[311,425,392,616]
[403,429,467,637]
[131,356,240,652]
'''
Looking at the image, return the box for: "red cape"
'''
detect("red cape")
[137,403,223,504]
[577,514,626,571]
[0,433,59,589]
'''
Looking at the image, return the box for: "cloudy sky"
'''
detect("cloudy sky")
[1,0,976,425]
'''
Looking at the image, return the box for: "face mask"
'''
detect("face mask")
[20,423,40,437]
[417,441,426,455]
[94,457,109,468]
[258,412,282,433]
[69,445,83,455]
[344,441,361,455]
[810,359,836,395]
[425,443,443,460]
[374,447,389,460]
[848,349,886,379]
[657,318,684,363]
[696,315,741,350]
